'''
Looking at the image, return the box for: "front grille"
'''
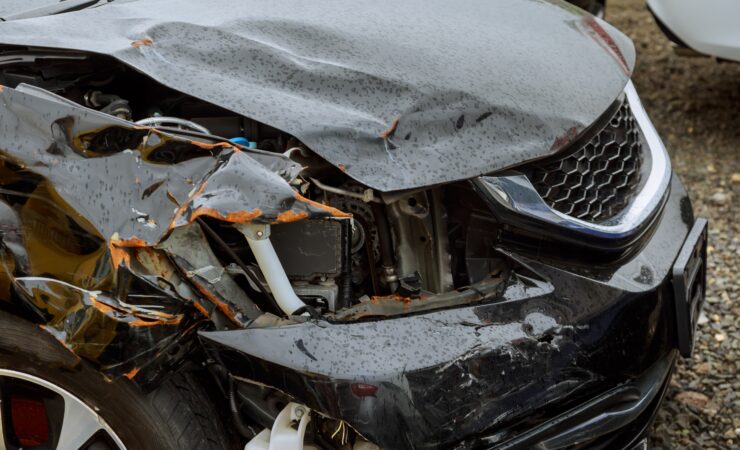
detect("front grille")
[523,100,643,223]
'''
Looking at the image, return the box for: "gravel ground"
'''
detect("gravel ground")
[607,1,739,448]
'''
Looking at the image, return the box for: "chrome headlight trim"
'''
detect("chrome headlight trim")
[476,80,672,240]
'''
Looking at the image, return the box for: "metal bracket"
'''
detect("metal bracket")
[237,223,271,240]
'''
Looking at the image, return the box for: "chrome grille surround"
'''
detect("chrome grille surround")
[476,81,672,240]
[522,100,643,223]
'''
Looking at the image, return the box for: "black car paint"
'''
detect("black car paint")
[0,0,634,191]
[201,175,692,449]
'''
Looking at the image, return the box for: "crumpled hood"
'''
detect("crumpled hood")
[0,0,634,191]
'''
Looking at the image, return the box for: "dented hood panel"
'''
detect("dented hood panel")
[0,0,634,191]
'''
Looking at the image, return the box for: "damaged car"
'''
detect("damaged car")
[0,0,708,449]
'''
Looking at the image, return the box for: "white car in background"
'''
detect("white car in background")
[648,0,740,62]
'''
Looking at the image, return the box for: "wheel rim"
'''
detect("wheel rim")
[0,369,126,450]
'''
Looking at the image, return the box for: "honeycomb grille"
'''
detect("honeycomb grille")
[523,100,643,223]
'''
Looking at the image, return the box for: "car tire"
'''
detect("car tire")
[0,309,236,450]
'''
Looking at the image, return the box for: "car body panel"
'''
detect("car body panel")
[0,0,634,191]
[648,0,740,62]
[0,0,55,17]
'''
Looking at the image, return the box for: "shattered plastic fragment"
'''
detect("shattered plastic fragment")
[15,277,191,375]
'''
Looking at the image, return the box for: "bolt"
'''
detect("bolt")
[294,407,306,419]
[256,230,263,237]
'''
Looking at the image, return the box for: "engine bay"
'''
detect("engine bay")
[0,49,512,323]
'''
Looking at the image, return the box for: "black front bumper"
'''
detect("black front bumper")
[483,350,676,449]
[201,174,699,449]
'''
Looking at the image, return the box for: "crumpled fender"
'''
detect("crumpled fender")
[0,84,342,380]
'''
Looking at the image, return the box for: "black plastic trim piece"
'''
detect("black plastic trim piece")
[483,351,676,449]
[672,218,708,357]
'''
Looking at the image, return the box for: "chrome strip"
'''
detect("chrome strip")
[476,80,671,240]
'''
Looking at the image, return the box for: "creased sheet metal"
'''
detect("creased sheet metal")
[0,0,634,191]
[0,84,335,378]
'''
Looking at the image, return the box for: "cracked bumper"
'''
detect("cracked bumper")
[201,174,694,449]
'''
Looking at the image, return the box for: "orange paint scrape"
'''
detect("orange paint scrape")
[369,293,429,312]
[109,235,150,268]
[379,117,400,139]
[293,193,351,218]
[189,140,237,151]
[109,242,131,269]
[129,316,182,327]
[191,300,211,318]
[190,207,263,224]
[369,293,414,305]
[125,367,141,380]
[273,209,309,223]
[131,38,153,48]
[168,181,209,230]
[113,237,149,248]
[192,283,242,326]
[90,295,120,315]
